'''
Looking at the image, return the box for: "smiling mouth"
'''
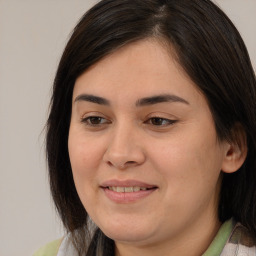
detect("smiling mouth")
[107,186,154,192]
[100,180,158,203]
[102,186,157,203]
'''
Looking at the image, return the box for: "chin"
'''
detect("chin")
[99,220,156,244]
[104,230,153,245]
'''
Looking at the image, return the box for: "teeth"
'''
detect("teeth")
[116,187,125,192]
[108,186,148,192]
[133,186,140,192]
[124,187,133,192]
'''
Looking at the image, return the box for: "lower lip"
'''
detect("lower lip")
[102,187,157,203]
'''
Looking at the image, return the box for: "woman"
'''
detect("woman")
[35,0,256,255]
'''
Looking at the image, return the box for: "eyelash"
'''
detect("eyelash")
[144,117,177,126]
[81,116,110,126]
[81,116,177,128]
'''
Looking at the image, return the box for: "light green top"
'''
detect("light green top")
[33,219,233,256]
[33,239,62,256]
[203,219,233,256]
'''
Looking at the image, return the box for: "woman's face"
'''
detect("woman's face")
[68,39,229,250]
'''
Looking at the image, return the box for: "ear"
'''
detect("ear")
[221,124,248,174]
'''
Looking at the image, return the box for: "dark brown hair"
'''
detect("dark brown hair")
[46,0,256,255]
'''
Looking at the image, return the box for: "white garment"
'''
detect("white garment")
[57,235,78,256]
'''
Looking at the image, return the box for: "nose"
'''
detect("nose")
[103,124,146,170]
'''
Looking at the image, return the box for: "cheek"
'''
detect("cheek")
[68,131,103,174]
[68,134,105,217]
[150,129,224,202]
[68,130,103,201]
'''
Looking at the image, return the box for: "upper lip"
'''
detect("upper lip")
[100,179,158,189]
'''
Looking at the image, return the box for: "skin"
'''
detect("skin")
[68,39,234,256]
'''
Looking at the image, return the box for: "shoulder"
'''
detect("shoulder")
[221,222,256,256]
[33,239,62,256]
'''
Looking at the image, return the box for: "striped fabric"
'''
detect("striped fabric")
[221,222,256,256]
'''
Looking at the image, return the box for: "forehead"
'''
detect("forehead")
[73,39,204,106]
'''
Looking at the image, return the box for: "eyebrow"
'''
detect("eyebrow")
[136,94,189,106]
[74,94,110,105]
[74,93,189,106]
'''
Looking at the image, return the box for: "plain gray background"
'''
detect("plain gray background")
[0,1,255,256]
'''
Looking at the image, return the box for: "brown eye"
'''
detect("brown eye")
[81,116,109,126]
[146,117,176,126]
[151,118,165,126]
[89,117,103,124]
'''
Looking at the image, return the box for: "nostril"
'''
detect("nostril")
[126,161,136,164]
[106,160,138,169]
[106,161,114,167]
